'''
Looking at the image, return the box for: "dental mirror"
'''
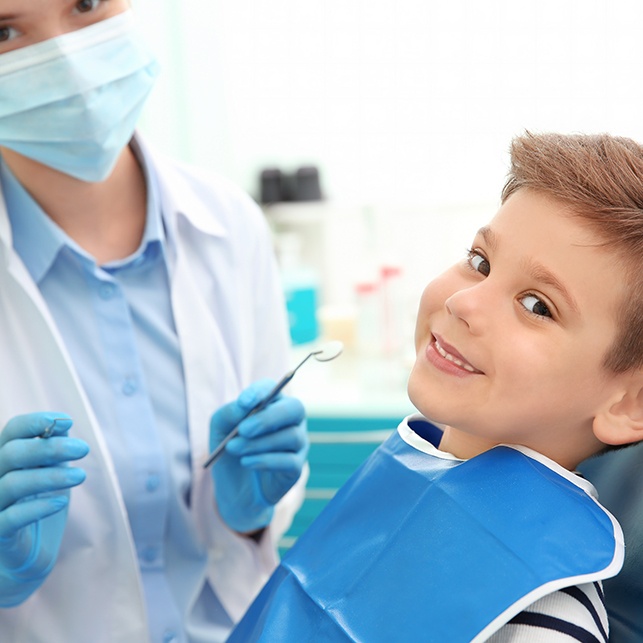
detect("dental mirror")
[203,340,344,468]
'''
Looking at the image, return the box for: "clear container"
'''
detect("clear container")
[277,232,320,345]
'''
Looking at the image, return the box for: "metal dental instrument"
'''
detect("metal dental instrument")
[41,418,68,439]
[203,340,344,469]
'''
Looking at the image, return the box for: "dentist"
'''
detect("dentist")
[0,2,308,642]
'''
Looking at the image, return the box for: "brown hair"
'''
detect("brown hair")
[501,131,643,373]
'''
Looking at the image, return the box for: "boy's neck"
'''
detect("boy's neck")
[438,424,600,471]
[439,426,498,461]
[1,145,147,265]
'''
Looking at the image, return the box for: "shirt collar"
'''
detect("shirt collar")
[0,158,64,284]
[1,142,168,282]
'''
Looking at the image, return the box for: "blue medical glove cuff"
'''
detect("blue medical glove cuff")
[0,574,40,608]
[217,497,275,536]
[0,524,50,608]
[0,523,41,576]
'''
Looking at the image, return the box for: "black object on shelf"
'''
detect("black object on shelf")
[260,168,285,204]
[293,166,322,201]
[259,165,323,204]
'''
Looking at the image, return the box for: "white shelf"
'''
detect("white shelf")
[289,345,416,419]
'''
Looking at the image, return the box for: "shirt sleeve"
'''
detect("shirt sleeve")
[485,582,608,643]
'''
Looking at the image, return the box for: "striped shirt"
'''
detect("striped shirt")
[487,582,608,642]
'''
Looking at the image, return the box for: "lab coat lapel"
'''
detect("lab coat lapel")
[0,185,149,641]
[152,159,239,469]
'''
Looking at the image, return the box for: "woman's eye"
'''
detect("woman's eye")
[0,25,19,43]
[520,294,553,319]
[467,250,490,277]
[74,0,104,14]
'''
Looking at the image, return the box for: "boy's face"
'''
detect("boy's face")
[0,0,130,54]
[408,188,629,468]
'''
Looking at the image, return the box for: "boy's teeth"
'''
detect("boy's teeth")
[435,340,476,372]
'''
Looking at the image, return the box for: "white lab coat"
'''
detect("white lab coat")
[0,139,305,642]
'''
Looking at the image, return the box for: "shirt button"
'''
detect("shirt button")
[98,282,116,300]
[162,630,179,643]
[146,473,160,492]
[122,377,138,396]
[141,546,158,563]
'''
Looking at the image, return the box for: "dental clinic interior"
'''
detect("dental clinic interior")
[135,0,643,554]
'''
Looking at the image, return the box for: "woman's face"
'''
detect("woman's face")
[0,0,131,54]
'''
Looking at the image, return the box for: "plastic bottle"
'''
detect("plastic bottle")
[380,264,405,357]
[277,232,320,345]
[354,280,381,358]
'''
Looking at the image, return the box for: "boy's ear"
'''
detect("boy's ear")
[593,376,643,446]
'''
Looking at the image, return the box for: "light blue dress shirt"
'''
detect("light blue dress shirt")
[0,145,227,643]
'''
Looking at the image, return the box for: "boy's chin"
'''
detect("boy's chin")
[406,391,449,427]
[408,371,449,421]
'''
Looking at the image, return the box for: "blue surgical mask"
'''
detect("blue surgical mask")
[0,11,159,182]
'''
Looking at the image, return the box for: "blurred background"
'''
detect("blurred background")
[132,0,643,548]
[134,0,643,352]
[135,0,643,204]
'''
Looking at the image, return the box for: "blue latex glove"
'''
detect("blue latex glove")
[209,380,308,534]
[0,412,89,607]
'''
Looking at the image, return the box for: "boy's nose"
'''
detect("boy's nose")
[444,285,488,335]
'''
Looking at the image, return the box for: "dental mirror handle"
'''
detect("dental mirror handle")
[202,352,316,469]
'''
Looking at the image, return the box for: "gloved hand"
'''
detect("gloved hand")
[0,412,89,607]
[209,380,308,535]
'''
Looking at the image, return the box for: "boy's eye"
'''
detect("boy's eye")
[0,25,19,43]
[74,0,105,14]
[467,250,490,277]
[520,294,553,319]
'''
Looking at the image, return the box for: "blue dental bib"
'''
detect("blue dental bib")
[230,416,623,642]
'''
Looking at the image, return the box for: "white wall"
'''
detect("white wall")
[135,0,643,204]
[132,0,643,321]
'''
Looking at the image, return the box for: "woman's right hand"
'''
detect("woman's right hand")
[0,413,89,607]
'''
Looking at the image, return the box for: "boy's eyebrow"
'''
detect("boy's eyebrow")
[522,260,580,314]
[478,226,497,250]
[476,226,580,314]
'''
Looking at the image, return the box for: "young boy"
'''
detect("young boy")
[226,132,643,642]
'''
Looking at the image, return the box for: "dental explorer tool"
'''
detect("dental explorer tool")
[41,418,68,439]
[203,340,344,469]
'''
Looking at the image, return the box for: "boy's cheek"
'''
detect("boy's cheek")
[414,286,436,348]
[418,270,459,317]
[414,267,477,352]
[414,285,444,351]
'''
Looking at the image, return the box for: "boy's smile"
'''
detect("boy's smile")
[408,188,630,469]
[428,334,484,375]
